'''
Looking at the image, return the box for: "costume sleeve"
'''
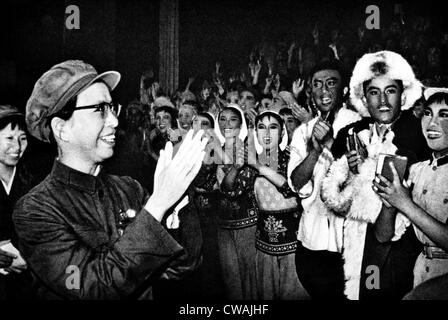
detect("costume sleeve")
[192,163,217,191]
[13,185,186,300]
[275,150,298,199]
[219,165,257,198]
[160,201,203,280]
[287,120,314,196]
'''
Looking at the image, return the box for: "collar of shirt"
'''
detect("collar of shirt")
[430,152,448,167]
[51,160,101,194]
[1,166,16,195]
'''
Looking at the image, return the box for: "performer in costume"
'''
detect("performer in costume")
[324,51,430,300]
[214,104,258,300]
[374,87,448,290]
[250,109,309,299]
[287,60,361,299]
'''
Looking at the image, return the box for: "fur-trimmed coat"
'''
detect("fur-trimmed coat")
[328,110,430,300]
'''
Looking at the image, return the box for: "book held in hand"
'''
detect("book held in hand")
[375,154,408,186]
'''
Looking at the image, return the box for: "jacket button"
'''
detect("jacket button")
[433,166,437,171]
[422,189,427,194]
[444,199,448,204]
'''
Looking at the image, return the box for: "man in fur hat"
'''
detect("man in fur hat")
[330,50,431,300]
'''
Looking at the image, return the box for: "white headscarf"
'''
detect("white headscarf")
[253,110,288,154]
[214,103,248,145]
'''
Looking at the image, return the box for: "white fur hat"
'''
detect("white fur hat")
[423,87,448,100]
[349,50,422,117]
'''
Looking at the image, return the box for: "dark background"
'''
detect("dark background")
[0,0,446,109]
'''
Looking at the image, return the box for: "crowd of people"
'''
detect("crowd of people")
[1,15,448,300]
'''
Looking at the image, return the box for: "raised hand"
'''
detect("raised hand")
[292,78,305,97]
[145,130,208,221]
[288,42,297,57]
[312,25,319,40]
[274,74,281,92]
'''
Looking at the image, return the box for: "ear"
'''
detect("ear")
[50,117,70,142]
[343,86,349,97]
[361,95,368,106]
[401,94,406,106]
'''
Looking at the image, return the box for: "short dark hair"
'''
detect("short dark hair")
[197,112,215,128]
[255,111,284,128]
[279,107,293,116]
[0,115,27,132]
[309,59,346,87]
[425,92,448,108]
[154,106,178,128]
[362,79,404,95]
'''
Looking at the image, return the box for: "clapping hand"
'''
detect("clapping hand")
[145,130,208,221]
[291,102,312,124]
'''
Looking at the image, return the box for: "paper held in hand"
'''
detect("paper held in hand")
[0,240,27,275]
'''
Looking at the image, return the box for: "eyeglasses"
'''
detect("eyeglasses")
[73,101,121,119]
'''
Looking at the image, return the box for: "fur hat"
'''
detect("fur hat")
[423,87,448,100]
[349,50,422,117]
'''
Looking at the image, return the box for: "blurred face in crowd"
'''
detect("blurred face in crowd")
[208,102,220,118]
[155,110,172,134]
[178,105,195,130]
[271,94,286,110]
[363,75,403,124]
[192,115,213,132]
[311,69,342,115]
[240,90,256,111]
[0,122,28,169]
[126,105,143,130]
[201,87,211,100]
[256,114,281,151]
[226,91,239,104]
[422,100,448,155]
[218,108,241,139]
[281,112,299,140]
[63,82,119,165]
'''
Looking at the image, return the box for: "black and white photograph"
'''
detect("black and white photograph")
[0,0,447,312]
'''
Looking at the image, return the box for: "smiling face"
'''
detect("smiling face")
[364,76,403,124]
[311,69,342,115]
[178,105,195,130]
[155,110,172,134]
[422,101,448,155]
[218,108,241,139]
[0,122,28,169]
[64,82,118,166]
[256,114,282,151]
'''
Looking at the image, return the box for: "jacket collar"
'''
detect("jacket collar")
[51,160,101,194]
[431,152,448,167]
